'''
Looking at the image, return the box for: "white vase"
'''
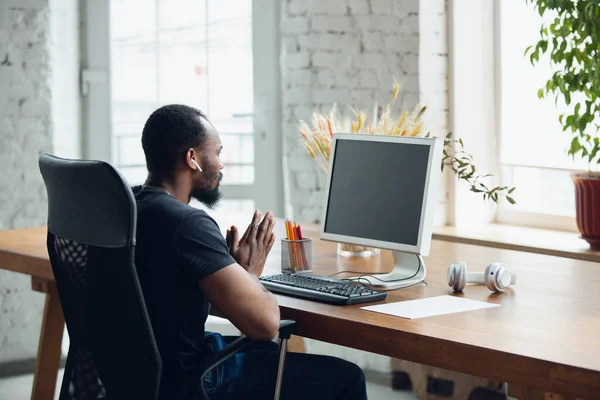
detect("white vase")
[337,242,380,258]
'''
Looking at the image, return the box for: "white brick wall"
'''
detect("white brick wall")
[50,0,81,160]
[419,0,449,227]
[281,0,448,224]
[0,0,80,365]
[0,1,52,365]
[419,0,448,133]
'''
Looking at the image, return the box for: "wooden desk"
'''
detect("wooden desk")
[1,224,600,399]
[0,227,63,400]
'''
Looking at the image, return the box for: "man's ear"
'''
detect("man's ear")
[186,148,199,171]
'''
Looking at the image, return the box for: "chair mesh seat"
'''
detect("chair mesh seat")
[55,236,89,290]
[51,234,107,399]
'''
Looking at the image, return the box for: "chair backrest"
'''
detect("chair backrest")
[39,153,162,400]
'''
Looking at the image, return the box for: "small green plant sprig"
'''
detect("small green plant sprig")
[442,133,516,204]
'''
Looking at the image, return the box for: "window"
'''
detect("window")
[83,0,282,215]
[496,0,580,230]
[110,0,254,185]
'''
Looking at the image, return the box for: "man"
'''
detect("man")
[133,104,368,399]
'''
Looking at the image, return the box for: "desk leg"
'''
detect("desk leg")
[31,278,65,400]
[286,335,305,353]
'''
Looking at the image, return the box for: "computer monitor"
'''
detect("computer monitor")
[320,133,443,289]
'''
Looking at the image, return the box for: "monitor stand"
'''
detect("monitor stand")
[347,251,426,290]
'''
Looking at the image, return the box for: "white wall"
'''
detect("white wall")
[0,0,53,365]
[281,0,449,225]
[280,0,422,223]
[420,0,449,227]
[419,0,448,137]
[50,0,81,159]
[0,0,80,365]
[447,0,496,227]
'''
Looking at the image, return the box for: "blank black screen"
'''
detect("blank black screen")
[324,139,430,246]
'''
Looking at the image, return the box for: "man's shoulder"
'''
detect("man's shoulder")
[176,207,220,236]
[132,186,223,235]
[133,186,200,231]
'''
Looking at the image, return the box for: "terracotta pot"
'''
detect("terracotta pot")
[572,173,600,250]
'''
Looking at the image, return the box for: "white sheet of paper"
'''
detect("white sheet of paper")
[361,295,500,319]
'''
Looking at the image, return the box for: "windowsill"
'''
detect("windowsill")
[432,224,600,263]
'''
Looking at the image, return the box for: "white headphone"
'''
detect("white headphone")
[447,261,517,292]
[191,159,203,172]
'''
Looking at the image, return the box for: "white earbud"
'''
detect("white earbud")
[191,159,202,172]
[447,261,516,292]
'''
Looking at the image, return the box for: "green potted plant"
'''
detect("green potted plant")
[526,0,600,249]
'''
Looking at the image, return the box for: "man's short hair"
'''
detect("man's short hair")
[141,104,208,177]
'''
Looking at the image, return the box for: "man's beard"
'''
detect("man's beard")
[190,171,223,209]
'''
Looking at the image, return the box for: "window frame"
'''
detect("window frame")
[492,0,578,232]
[81,0,283,216]
[447,0,578,232]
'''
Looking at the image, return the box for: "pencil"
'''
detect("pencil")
[284,220,296,271]
[294,223,302,270]
[297,225,309,271]
[292,222,301,270]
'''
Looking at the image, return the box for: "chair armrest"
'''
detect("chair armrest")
[198,320,297,400]
[277,319,296,339]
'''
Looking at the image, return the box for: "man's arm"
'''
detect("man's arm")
[176,209,279,340]
[199,264,280,341]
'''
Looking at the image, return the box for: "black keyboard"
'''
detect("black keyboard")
[259,273,387,305]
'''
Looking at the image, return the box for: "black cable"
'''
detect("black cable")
[327,270,375,278]
[348,277,427,292]
[332,254,426,292]
[328,255,422,281]
[357,254,422,283]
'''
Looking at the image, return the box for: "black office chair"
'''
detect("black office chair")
[39,153,295,400]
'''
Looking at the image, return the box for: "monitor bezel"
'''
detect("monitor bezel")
[319,133,443,257]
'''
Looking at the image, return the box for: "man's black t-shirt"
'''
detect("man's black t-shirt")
[133,186,236,399]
